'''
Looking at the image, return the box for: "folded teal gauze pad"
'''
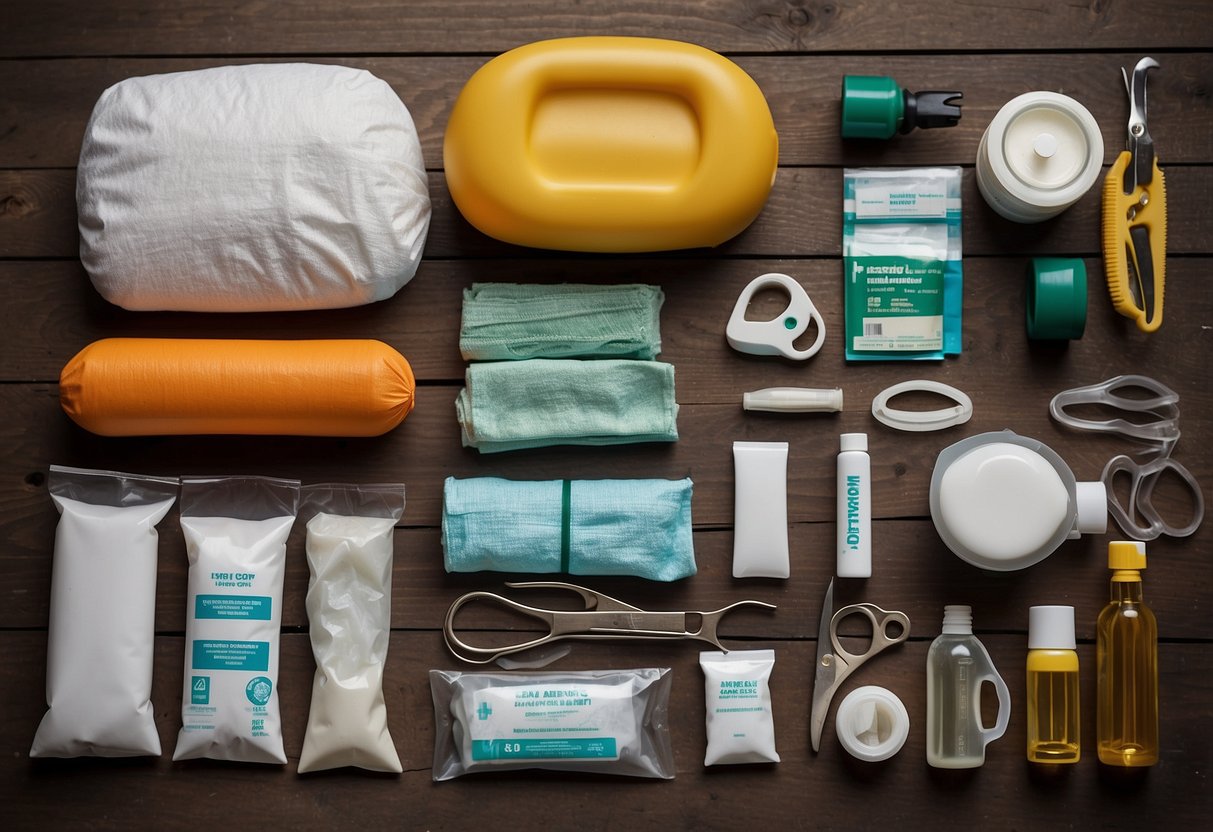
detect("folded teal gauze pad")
[442,477,696,581]
[460,283,664,361]
[455,359,679,453]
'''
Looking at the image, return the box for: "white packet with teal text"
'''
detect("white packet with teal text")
[172,475,299,764]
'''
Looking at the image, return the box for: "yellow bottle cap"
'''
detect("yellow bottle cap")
[1108,540,1147,571]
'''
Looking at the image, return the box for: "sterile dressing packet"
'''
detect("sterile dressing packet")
[173,476,299,764]
[843,167,963,361]
[429,667,675,780]
[30,466,178,758]
[700,649,780,766]
[298,483,405,774]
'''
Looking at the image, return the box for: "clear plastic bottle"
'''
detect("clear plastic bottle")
[926,605,1011,768]
[1096,541,1159,767]
[1026,605,1080,764]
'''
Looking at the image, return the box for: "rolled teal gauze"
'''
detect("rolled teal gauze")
[442,477,696,581]
[459,283,664,361]
[455,359,679,453]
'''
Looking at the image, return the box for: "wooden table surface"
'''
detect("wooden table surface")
[2,2,1210,829]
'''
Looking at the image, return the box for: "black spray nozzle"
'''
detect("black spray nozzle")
[901,90,964,133]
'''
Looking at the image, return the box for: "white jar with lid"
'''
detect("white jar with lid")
[976,92,1104,223]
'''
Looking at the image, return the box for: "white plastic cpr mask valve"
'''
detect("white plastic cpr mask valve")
[930,430,1107,571]
[727,273,825,360]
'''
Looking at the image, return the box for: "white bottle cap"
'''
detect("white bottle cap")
[840,432,868,453]
[835,686,909,762]
[1073,481,1109,535]
[941,605,973,634]
[1028,605,1076,650]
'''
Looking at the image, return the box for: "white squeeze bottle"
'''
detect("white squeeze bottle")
[836,433,871,577]
[926,605,1012,768]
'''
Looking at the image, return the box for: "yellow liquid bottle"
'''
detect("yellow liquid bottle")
[1026,605,1080,764]
[1097,541,1159,767]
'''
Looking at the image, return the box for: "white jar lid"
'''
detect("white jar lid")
[938,441,1069,562]
[835,686,910,762]
[981,92,1103,215]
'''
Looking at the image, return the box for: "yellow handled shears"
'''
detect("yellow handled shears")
[1103,57,1166,333]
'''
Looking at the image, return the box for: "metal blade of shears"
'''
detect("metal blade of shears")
[1122,57,1158,194]
[810,579,837,752]
[1128,224,1156,324]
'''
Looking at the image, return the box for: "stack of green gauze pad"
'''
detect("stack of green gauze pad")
[455,359,679,453]
[459,283,664,361]
[442,477,695,581]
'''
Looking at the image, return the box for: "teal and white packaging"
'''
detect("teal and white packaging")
[842,167,963,361]
[173,476,299,765]
[700,649,780,766]
[429,667,674,780]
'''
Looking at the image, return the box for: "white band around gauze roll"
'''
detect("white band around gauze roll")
[299,513,401,774]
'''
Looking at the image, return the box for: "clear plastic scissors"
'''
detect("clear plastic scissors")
[810,579,910,752]
[1050,374,1203,540]
[443,581,776,665]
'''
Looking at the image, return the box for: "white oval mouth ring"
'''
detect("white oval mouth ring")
[872,380,973,432]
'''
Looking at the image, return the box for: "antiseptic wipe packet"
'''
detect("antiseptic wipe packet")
[430,667,675,780]
[31,466,178,758]
[298,483,405,774]
[843,167,963,361]
[173,476,299,764]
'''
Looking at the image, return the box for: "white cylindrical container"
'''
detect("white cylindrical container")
[837,433,871,578]
[835,686,910,762]
[976,92,1104,223]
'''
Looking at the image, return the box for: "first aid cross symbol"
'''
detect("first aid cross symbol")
[476,702,492,720]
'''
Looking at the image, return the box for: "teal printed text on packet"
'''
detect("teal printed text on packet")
[195,594,272,620]
[472,738,618,761]
[842,167,963,361]
[191,639,270,671]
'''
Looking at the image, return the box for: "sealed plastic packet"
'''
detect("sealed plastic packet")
[173,476,299,764]
[30,466,178,758]
[843,167,963,361]
[298,483,406,774]
[700,649,780,765]
[429,668,675,780]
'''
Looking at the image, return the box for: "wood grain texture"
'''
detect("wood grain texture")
[4,166,1213,259]
[2,1,1211,827]
[1,634,1210,828]
[2,0,1207,56]
[3,53,1212,169]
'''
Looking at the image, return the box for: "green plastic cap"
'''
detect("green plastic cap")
[1026,257,1087,340]
[841,75,904,139]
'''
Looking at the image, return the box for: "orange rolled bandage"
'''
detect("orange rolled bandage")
[60,338,415,436]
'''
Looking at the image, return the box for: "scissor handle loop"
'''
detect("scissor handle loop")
[442,590,556,665]
[830,603,911,669]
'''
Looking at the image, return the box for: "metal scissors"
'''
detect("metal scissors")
[810,579,910,752]
[443,581,777,665]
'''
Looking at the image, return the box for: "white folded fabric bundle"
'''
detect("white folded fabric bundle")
[77,63,431,312]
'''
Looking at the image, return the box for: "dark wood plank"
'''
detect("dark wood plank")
[5,166,1213,259]
[3,53,1212,170]
[1,633,1209,828]
[3,258,1211,390]
[2,0,1207,56]
[2,516,1208,640]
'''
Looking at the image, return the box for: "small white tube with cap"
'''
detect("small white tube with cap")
[837,433,872,578]
[743,387,843,413]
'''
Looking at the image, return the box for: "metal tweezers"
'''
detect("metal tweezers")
[443,581,776,664]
